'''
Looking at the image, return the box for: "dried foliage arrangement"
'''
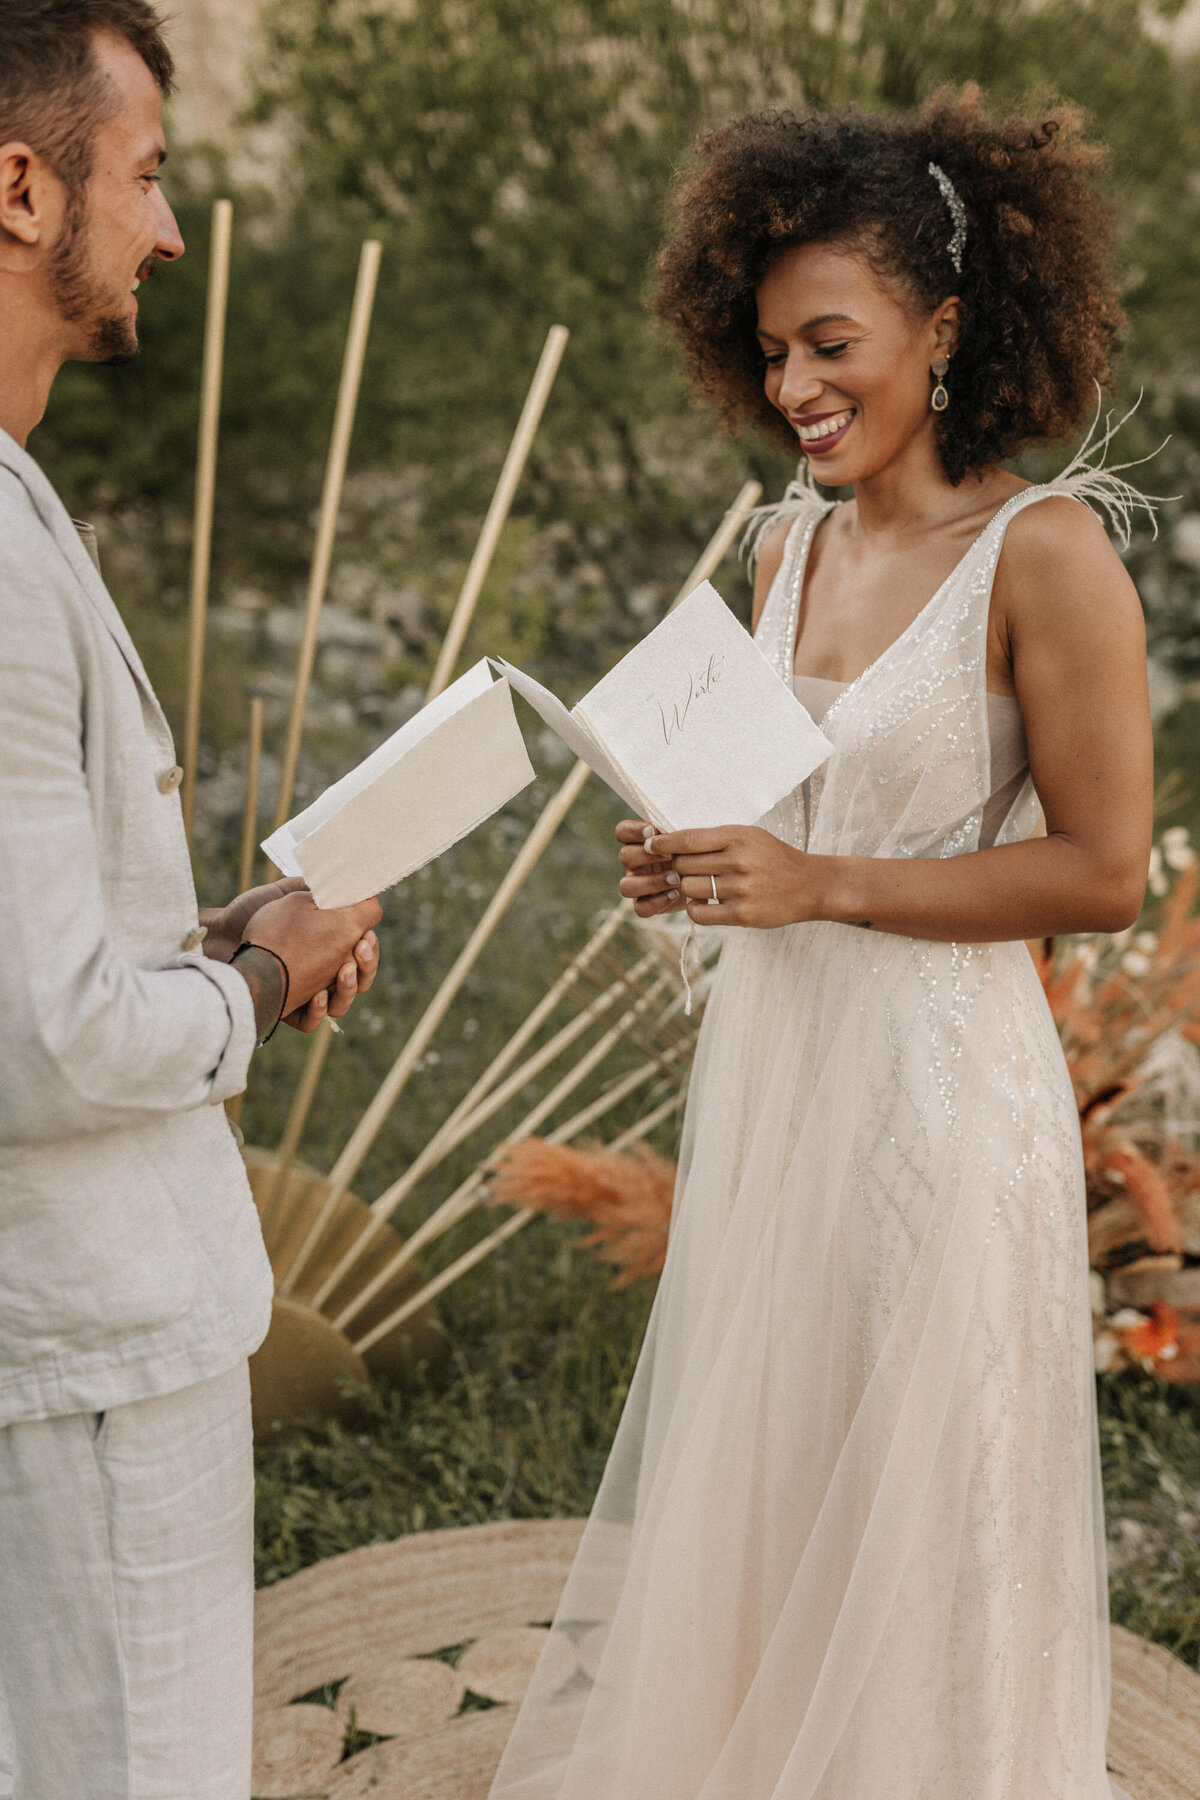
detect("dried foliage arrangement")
[488,830,1200,1384]
[484,1138,676,1288]
[1032,827,1200,1382]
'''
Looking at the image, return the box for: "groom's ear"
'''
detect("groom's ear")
[0,141,63,258]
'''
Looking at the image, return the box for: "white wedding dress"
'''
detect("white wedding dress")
[489,466,1141,1800]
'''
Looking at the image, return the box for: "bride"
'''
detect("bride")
[489,93,1153,1800]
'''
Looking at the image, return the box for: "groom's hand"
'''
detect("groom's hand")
[200,877,308,962]
[202,880,380,1034]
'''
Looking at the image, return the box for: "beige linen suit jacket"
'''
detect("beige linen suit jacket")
[0,428,272,1427]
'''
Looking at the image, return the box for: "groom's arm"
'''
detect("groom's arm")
[0,534,261,1144]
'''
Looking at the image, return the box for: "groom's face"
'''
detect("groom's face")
[48,28,184,364]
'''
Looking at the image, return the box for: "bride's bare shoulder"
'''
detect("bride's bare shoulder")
[994,492,1141,639]
[1000,490,1121,571]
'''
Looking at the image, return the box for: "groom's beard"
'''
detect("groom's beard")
[50,191,140,366]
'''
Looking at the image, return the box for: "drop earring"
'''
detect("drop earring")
[930,354,950,413]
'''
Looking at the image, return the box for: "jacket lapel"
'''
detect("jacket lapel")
[0,429,166,724]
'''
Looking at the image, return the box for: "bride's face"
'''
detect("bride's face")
[755,239,956,484]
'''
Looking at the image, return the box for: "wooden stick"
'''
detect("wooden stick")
[426,324,569,702]
[237,695,264,893]
[669,476,763,611]
[303,904,630,1308]
[355,1206,539,1352]
[319,482,758,1158]
[360,1084,682,1339]
[332,979,675,1330]
[541,1059,676,1147]
[379,902,628,1198]
[307,944,653,1311]
[376,950,659,1204]
[181,198,233,846]
[223,699,266,1131]
[261,323,574,1212]
[349,1058,678,1355]
[283,477,761,1287]
[606,1089,681,1153]
[261,1017,335,1237]
[278,756,590,1292]
[271,239,383,838]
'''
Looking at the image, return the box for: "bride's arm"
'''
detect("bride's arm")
[626,499,1154,942]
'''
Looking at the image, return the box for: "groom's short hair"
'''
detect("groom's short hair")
[1,0,175,194]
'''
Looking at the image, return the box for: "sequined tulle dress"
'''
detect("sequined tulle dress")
[488,478,1131,1800]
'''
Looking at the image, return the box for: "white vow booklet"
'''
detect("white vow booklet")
[261,660,536,908]
[494,581,832,831]
[264,583,832,908]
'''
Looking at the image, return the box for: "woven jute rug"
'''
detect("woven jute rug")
[252,1519,1200,1800]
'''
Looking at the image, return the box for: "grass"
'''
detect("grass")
[1098,1371,1200,1669]
[254,1215,654,1585]
[254,1214,1200,1674]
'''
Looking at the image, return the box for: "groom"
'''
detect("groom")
[0,5,383,1794]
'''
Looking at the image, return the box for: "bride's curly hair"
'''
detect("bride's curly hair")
[652,88,1124,485]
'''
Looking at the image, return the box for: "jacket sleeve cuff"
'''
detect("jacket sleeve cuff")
[191,955,258,1104]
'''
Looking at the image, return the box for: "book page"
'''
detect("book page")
[493,658,646,817]
[262,665,535,907]
[575,582,832,831]
[264,660,497,874]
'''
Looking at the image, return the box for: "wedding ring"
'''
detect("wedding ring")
[710,875,719,904]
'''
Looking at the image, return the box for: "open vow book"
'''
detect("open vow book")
[263,582,833,907]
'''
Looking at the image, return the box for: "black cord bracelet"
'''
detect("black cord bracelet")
[231,941,290,1044]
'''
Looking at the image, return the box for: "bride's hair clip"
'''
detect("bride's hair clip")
[927,162,967,276]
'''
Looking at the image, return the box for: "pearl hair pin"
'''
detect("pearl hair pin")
[928,162,967,275]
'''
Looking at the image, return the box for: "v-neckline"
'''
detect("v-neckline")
[789,487,1038,707]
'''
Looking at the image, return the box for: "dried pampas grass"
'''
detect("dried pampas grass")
[484,1139,676,1286]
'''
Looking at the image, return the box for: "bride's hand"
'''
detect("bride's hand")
[642,824,824,929]
[615,819,686,917]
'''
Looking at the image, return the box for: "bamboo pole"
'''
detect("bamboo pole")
[271,239,383,839]
[237,695,264,893]
[182,198,233,846]
[606,1088,683,1153]
[379,903,628,1198]
[247,243,382,1157]
[225,695,266,1129]
[286,906,629,1305]
[426,324,569,702]
[294,477,761,1262]
[307,943,654,1310]
[669,476,762,609]
[350,1059,679,1355]
[261,1019,335,1236]
[330,976,675,1328]
[263,324,573,1196]
[277,756,591,1293]
[374,951,659,1205]
[354,1207,538,1350]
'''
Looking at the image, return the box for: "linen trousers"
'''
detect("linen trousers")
[0,1361,254,1800]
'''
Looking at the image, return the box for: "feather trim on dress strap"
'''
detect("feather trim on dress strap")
[1044,386,1174,547]
[740,465,829,570]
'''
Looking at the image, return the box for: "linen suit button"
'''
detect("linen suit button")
[158,764,184,794]
[181,926,207,951]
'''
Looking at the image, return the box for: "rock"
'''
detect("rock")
[1172,514,1200,572]
[265,605,384,653]
[1107,1265,1200,1309]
